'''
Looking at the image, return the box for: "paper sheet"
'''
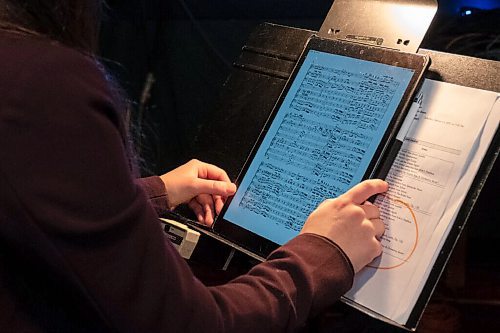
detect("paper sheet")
[344,79,499,324]
[395,94,500,322]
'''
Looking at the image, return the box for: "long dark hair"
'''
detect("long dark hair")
[0,0,141,175]
[0,0,102,53]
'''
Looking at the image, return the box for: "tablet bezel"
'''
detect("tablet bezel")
[213,35,430,259]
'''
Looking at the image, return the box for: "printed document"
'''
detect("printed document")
[345,79,500,324]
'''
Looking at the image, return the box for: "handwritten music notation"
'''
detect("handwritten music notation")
[238,62,402,231]
[240,162,343,231]
[293,64,400,130]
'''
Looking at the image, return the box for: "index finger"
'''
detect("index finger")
[341,179,388,205]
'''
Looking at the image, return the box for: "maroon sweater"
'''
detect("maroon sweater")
[0,31,354,333]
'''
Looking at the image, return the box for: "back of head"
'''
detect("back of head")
[0,0,102,54]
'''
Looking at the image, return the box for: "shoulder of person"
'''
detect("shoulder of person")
[0,30,125,135]
[0,30,109,94]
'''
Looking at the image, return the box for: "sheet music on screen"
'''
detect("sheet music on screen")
[225,50,414,245]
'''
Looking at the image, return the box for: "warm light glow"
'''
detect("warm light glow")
[389,5,437,36]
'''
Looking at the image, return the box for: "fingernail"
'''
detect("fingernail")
[227,183,237,193]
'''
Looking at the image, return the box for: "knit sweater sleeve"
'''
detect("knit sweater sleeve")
[135,176,171,216]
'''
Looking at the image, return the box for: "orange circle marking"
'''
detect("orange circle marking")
[367,195,419,270]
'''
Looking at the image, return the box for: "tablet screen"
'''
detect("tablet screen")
[215,36,428,256]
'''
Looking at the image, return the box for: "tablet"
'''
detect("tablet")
[213,35,430,259]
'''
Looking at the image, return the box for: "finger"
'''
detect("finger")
[196,194,215,210]
[196,194,216,226]
[203,205,215,227]
[188,199,204,223]
[197,161,232,182]
[371,218,385,239]
[193,178,237,197]
[361,203,380,219]
[213,195,225,214]
[342,179,388,205]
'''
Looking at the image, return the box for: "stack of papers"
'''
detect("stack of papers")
[345,79,500,326]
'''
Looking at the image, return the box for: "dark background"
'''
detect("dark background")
[98,0,500,174]
[98,1,500,331]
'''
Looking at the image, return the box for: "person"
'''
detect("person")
[0,1,387,332]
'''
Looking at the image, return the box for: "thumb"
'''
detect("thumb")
[192,178,237,197]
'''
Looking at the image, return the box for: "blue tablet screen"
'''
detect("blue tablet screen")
[224,50,414,245]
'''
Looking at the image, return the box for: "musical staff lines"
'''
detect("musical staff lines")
[238,60,403,232]
[240,162,343,231]
[292,64,400,130]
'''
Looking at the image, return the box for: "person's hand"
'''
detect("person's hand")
[159,159,237,226]
[301,179,388,273]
